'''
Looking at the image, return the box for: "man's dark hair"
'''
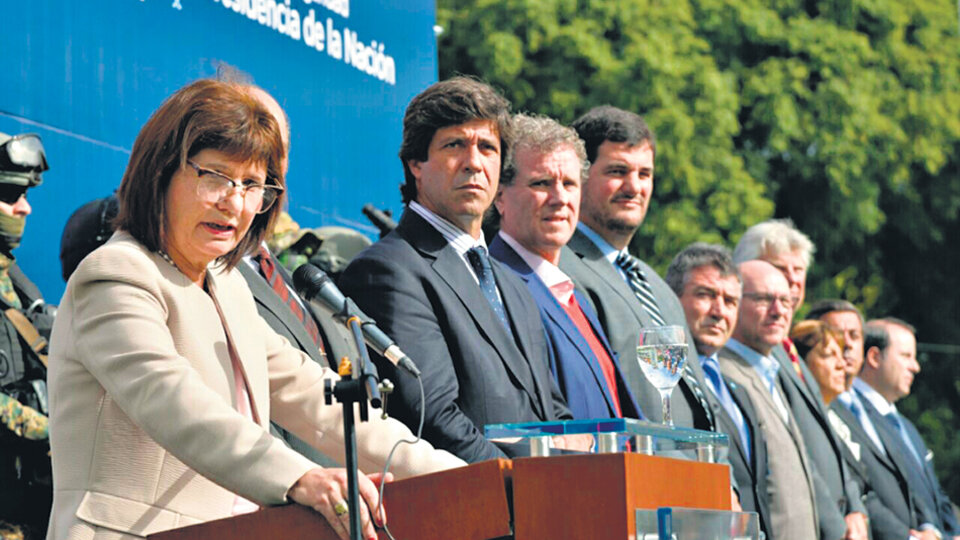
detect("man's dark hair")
[805,299,864,328]
[665,242,739,297]
[864,317,917,354]
[398,76,513,204]
[570,105,656,164]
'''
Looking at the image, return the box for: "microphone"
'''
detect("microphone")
[292,263,421,377]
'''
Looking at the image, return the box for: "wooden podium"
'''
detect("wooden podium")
[149,454,728,540]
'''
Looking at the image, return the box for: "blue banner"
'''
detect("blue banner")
[1,0,438,300]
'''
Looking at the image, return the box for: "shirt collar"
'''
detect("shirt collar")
[498,231,574,304]
[726,338,781,386]
[853,377,897,416]
[409,201,487,258]
[576,223,625,265]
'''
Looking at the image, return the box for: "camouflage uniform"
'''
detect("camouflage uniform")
[0,132,52,540]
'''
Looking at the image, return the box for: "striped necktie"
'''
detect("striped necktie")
[257,247,324,351]
[615,252,667,326]
[615,252,713,428]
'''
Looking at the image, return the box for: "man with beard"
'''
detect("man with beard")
[0,131,55,539]
[558,106,715,431]
[856,319,958,540]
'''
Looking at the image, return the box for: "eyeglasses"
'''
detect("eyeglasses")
[0,134,49,176]
[0,184,27,205]
[187,160,283,214]
[742,292,794,310]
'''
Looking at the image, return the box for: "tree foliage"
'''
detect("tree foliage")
[438,0,960,499]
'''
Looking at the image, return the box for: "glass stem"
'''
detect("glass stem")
[660,389,673,425]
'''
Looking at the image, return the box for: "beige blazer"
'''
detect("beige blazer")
[46,232,463,540]
[719,346,819,540]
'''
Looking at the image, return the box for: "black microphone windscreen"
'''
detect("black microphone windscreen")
[292,263,329,300]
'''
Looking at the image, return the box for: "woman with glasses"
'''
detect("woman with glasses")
[45,79,463,540]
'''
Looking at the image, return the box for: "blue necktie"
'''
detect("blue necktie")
[466,247,510,331]
[701,355,750,462]
[885,411,923,467]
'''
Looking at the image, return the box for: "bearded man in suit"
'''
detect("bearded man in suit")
[557,105,716,431]
[856,318,958,540]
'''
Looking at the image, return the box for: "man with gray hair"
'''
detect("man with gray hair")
[666,243,770,538]
[734,221,869,540]
[733,218,815,310]
[490,113,641,420]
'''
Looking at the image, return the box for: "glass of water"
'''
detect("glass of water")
[637,325,688,425]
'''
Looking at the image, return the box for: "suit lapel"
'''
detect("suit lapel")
[205,267,265,427]
[491,238,617,416]
[859,396,923,490]
[724,381,759,478]
[399,212,543,417]
[565,230,653,327]
[236,261,325,364]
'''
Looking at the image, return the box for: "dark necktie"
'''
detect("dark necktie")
[257,246,324,351]
[615,252,667,326]
[614,251,713,428]
[466,246,510,331]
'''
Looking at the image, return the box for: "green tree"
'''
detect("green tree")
[439,0,960,500]
[438,0,774,264]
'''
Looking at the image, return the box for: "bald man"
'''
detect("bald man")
[718,261,819,540]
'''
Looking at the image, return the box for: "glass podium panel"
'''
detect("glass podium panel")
[636,507,763,540]
[484,418,728,463]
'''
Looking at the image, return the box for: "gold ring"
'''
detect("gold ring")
[333,500,348,516]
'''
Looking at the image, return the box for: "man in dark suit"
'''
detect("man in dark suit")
[488,113,640,420]
[857,318,958,540]
[808,300,937,540]
[665,243,770,538]
[557,105,715,430]
[340,78,571,463]
[735,220,869,540]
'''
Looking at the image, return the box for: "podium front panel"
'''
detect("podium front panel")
[511,453,731,540]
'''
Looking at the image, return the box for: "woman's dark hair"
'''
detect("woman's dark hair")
[114,78,286,269]
[791,320,845,361]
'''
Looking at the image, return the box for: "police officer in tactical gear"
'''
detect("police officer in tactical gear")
[0,131,55,540]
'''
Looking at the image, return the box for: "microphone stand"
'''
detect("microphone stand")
[323,299,382,540]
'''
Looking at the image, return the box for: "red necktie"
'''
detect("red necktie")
[782,338,805,381]
[257,246,324,351]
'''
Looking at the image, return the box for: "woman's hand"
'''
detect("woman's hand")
[287,467,393,540]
